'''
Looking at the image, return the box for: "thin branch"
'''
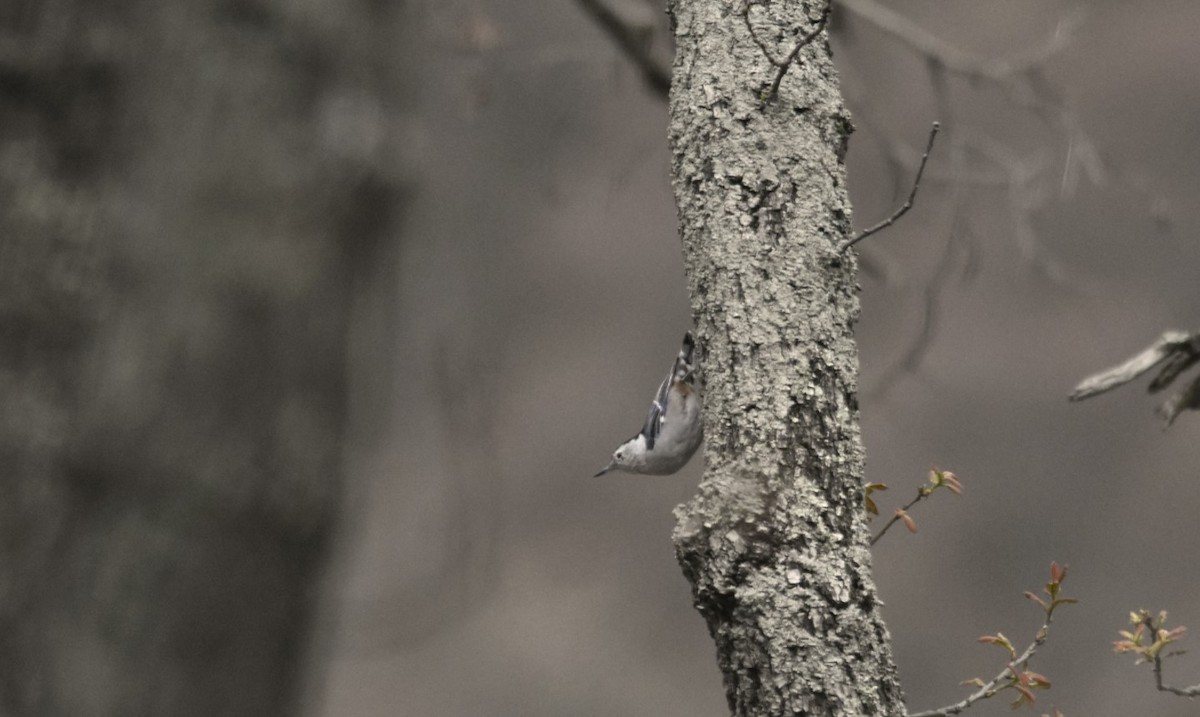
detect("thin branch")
[838,2,1103,286]
[1152,655,1200,698]
[742,3,784,67]
[910,615,1055,717]
[858,78,961,400]
[869,489,925,546]
[742,2,832,100]
[840,122,940,251]
[1141,616,1200,698]
[576,0,672,98]
[1116,611,1200,698]
[767,5,832,99]
[839,0,1081,83]
[869,470,960,546]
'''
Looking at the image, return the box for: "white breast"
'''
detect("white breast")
[640,387,703,475]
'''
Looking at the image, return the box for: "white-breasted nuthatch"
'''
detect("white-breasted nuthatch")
[594,331,703,477]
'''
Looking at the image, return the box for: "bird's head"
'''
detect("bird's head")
[593,435,646,477]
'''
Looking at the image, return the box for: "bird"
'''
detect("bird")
[594,331,703,476]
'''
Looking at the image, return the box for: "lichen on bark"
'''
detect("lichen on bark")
[667,1,905,714]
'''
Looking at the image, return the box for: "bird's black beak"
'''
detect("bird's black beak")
[593,462,615,477]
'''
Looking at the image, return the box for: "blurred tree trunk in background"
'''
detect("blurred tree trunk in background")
[0,2,405,715]
[668,0,905,714]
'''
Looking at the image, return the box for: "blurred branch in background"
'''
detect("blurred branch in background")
[836,2,1122,398]
[575,0,671,98]
[577,0,1163,399]
[0,3,408,715]
[1070,330,1200,426]
[840,0,1081,81]
[339,332,505,653]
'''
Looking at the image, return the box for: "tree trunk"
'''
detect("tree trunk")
[667,1,905,715]
[0,3,403,715]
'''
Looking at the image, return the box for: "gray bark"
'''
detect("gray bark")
[667,1,905,715]
[0,3,404,715]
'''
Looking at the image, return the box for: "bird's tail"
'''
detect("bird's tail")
[673,331,696,384]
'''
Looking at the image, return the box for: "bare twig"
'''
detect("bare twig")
[838,2,1110,286]
[1152,656,1200,698]
[1143,616,1200,698]
[860,71,962,400]
[908,626,1051,717]
[869,469,960,546]
[840,122,940,251]
[576,0,672,98]
[1117,611,1200,699]
[839,0,1081,83]
[1070,330,1200,426]
[742,2,832,100]
[766,5,832,99]
[869,489,924,546]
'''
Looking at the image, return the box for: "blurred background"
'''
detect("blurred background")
[4,1,1199,716]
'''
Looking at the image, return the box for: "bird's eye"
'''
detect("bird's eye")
[616,451,624,460]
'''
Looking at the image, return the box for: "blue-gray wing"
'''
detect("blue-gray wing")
[639,373,673,450]
[637,332,696,450]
